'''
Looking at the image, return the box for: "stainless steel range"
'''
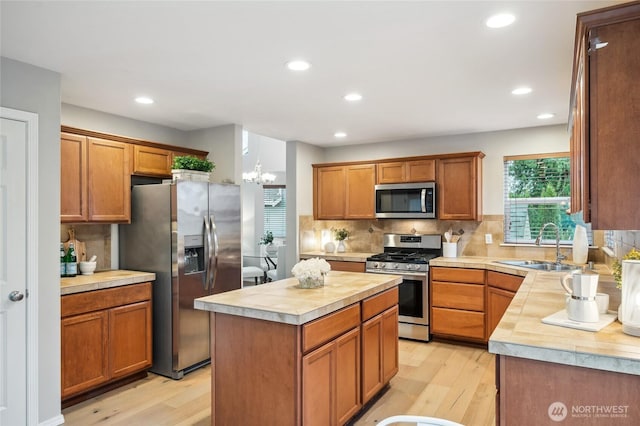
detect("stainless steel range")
[366,233,442,342]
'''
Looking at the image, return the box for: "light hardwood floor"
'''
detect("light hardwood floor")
[62,340,495,425]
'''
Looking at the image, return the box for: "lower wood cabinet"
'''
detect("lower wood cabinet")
[211,285,399,426]
[486,271,524,338]
[61,283,152,402]
[431,267,486,343]
[327,260,366,273]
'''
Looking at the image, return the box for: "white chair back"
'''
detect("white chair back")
[266,245,287,281]
[375,415,463,426]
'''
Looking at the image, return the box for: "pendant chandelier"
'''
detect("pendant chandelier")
[242,160,276,185]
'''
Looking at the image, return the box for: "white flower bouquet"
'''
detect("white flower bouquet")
[291,257,331,288]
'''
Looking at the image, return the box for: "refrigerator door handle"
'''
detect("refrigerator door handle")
[209,215,219,291]
[204,215,213,291]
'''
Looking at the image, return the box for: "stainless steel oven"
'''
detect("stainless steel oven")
[366,234,442,342]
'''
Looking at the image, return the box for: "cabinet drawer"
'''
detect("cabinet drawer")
[362,287,399,321]
[431,307,485,340]
[432,281,484,311]
[431,267,485,284]
[61,282,152,318]
[487,271,524,292]
[327,260,365,273]
[303,304,361,353]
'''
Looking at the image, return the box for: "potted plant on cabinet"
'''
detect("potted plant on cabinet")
[171,155,215,182]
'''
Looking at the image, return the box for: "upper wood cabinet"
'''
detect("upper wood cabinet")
[438,153,484,221]
[132,145,207,178]
[314,163,376,220]
[61,133,131,223]
[376,159,436,184]
[569,2,640,229]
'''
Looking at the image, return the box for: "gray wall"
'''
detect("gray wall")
[188,124,242,184]
[323,124,570,215]
[1,57,62,424]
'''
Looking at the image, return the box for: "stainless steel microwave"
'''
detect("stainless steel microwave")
[375,182,436,219]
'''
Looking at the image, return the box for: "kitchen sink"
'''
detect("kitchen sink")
[496,259,582,272]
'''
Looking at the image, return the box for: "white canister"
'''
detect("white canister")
[443,242,457,258]
[572,224,588,265]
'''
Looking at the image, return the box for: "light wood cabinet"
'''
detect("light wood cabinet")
[132,145,172,177]
[313,163,375,220]
[486,271,524,338]
[327,260,365,273]
[87,137,131,223]
[438,153,484,221]
[569,3,640,229]
[61,132,88,222]
[211,285,399,425]
[61,283,152,403]
[376,159,436,184]
[302,326,361,426]
[431,267,486,342]
[61,133,131,223]
[361,305,399,404]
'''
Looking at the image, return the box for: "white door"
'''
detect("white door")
[0,108,38,425]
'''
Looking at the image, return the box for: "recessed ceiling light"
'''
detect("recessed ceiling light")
[486,13,516,28]
[511,87,532,95]
[135,96,154,105]
[537,113,555,120]
[286,60,311,71]
[344,93,363,102]
[334,132,347,138]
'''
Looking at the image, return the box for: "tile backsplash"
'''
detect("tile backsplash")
[60,224,112,271]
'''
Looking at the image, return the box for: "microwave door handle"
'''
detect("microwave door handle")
[421,189,427,213]
[204,215,213,291]
[209,215,219,292]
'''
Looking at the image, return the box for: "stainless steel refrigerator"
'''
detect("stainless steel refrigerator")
[119,181,241,379]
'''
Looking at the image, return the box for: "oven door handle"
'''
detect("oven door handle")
[366,269,428,279]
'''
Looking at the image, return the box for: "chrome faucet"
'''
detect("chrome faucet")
[535,223,567,265]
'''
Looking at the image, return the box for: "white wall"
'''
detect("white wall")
[187,124,242,184]
[61,103,188,146]
[1,57,63,424]
[323,124,570,215]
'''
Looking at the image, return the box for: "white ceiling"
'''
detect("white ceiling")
[0,1,622,147]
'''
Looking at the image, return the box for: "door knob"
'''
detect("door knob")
[8,291,24,302]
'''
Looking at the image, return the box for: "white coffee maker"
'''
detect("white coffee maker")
[561,270,600,323]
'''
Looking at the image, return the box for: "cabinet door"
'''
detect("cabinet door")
[302,341,335,426]
[132,144,172,177]
[335,327,361,426]
[431,307,485,341]
[345,164,375,219]
[109,300,152,379]
[487,287,516,338]
[315,166,345,219]
[588,18,640,229]
[60,132,88,222]
[376,162,406,184]
[438,156,482,221]
[361,314,383,404]
[87,137,131,222]
[61,311,109,398]
[381,305,399,383]
[406,159,436,182]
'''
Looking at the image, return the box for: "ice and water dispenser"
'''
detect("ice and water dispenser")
[183,235,205,274]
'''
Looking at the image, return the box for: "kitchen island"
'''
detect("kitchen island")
[194,271,402,426]
[432,257,640,425]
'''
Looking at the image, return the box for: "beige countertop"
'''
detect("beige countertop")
[60,270,156,295]
[431,256,639,376]
[299,251,376,262]
[194,271,401,325]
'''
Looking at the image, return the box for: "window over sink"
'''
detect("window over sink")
[503,153,592,245]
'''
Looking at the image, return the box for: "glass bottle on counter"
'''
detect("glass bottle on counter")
[60,243,67,277]
[66,242,77,277]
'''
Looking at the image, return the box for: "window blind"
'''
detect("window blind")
[264,186,286,238]
[503,153,592,245]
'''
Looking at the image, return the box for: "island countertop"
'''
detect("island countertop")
[194,271,401,325]
[60,270,156,295]
[430,256,640,376]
